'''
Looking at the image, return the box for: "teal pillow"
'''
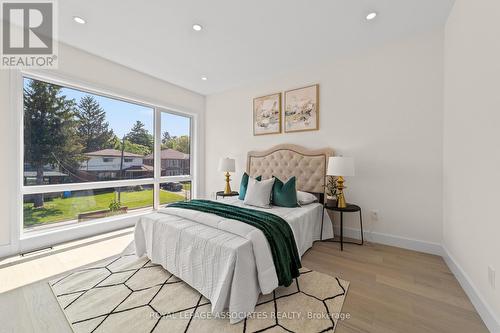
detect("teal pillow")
[238,173,262,200]
[272,176,298,207]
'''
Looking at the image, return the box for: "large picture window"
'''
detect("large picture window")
[22,76,193,231]
[159,112,191,177]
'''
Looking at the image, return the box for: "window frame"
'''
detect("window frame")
[17,71,195,238]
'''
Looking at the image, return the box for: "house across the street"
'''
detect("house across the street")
[81,149,153,180]
[144,148,190,176]
[80,148,188,180]
[23,165,69,185]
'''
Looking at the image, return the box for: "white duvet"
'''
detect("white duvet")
[134,197,333,323]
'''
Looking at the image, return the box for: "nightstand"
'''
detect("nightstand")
[215,191,239,200]
[324,203,364,251]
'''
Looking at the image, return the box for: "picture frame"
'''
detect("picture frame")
[253,92,282,136]
[284,84,319,133]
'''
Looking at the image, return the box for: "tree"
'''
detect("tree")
[162,135,190,154]
[162,131,172,145]
[76,95,114,152]
[24,79,82,207]
[162,135,176,150]
[172,135,190,154]
[126,121,153,151]
[110,136,152,156]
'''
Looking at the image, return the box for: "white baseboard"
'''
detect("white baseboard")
[335,226,443,256]
[443,246,500,333]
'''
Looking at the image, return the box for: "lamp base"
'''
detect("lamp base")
[337,192,347,208]
[336,176,347,208]
[224,172,232,195]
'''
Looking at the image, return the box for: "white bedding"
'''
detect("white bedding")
[134,197,333,323]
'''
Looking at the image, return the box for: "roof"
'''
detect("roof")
[124,165,154,172]
[144,149,189,160]
[85,149,143,158]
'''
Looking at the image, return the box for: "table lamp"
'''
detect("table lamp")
[218,157,236,194]
[327,156,355,208]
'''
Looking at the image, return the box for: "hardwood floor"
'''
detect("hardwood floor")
[0,228,134,294]
[301,240,489,333]
[0,231,488,333]
[0,230,134,333]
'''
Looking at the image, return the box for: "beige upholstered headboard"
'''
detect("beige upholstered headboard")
[247,144,334,194]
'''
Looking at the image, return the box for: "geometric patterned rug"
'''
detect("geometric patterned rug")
[49,252,349,333]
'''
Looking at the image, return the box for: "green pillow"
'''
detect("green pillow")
[272,176,298,207]
[238,173,262,200]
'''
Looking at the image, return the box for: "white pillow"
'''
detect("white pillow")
[244,177,275,208]
[297,191,318,205]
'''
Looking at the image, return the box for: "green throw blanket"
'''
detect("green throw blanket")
[168,199,301,287]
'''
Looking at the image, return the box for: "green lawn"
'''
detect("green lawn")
[24,189,185,227]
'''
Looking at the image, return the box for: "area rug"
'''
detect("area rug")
[49,252,350,333]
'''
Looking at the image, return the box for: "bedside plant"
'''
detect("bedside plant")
[325,176,338,205]
[326,176,339,197]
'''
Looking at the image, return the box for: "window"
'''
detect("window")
[23,185,153,230]
[24,77,155,186]
[22,76,193,231]
[160,112,191,177]
[159,181,191,205]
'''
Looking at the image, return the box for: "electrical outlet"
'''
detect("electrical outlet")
[488,266,496,289]
[370,210,379,222]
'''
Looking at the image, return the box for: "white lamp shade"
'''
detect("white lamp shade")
[327,156,355,177]
[218,158,236,172]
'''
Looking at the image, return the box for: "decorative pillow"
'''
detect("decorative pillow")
[272,176,298,207]
[244,177,275,208]
[238,173,261,200]
[297,191,318,205]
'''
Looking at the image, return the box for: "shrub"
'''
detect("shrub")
[109,199,122,212]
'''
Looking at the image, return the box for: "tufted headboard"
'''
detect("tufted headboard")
[247,144,334,195]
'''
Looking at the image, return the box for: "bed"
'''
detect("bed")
[134,144,334,323]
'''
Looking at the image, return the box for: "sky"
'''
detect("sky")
[24,78,190,139]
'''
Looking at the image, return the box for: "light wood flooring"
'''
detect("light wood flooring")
[0,230,488,333]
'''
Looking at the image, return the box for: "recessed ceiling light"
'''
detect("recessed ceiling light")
[73,16,86,24]
[192,24,203,31]
[201,76,208,81]
[366,12,377,21]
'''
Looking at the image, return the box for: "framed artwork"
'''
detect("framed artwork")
[253,93,282,136]
[284,84,319,133]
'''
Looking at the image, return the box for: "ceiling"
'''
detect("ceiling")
[58,0,455,95]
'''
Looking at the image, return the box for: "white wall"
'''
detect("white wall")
[0,70,12,246]
[444,0,500,330]
[0,42,205,256]
[206,31,444,252]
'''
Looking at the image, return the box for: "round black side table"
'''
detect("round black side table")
[215,191,239,200]
[324,203,364,251]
